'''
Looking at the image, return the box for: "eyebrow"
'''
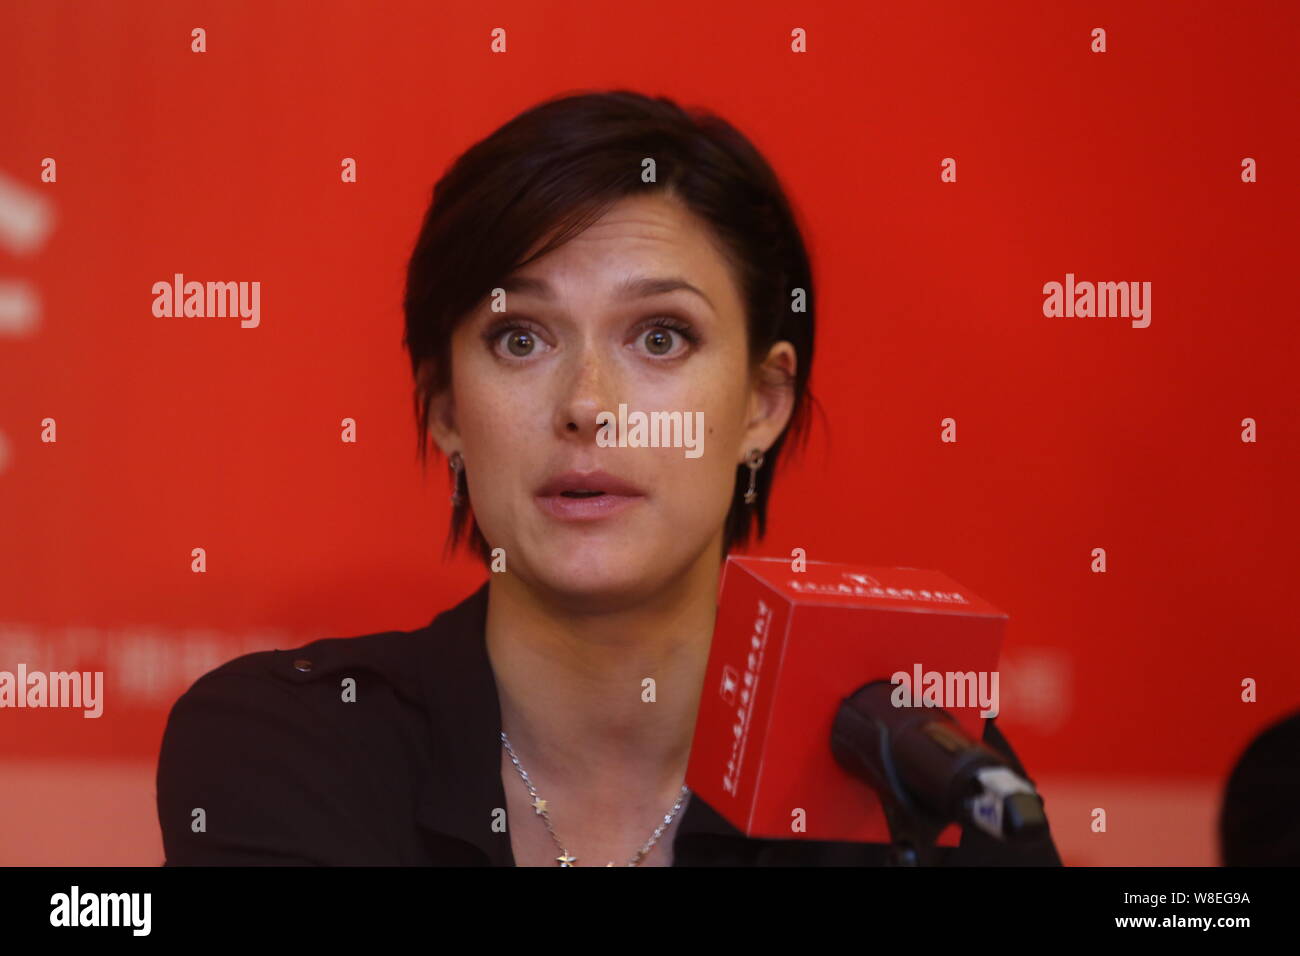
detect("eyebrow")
[500,274,714,311]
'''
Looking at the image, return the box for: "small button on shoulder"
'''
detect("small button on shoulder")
[272,647,333,683]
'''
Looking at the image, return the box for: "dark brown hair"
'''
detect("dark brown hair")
[403,89,819,565]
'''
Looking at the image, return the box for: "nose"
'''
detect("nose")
[554,340,620,441]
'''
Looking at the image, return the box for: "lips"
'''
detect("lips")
[534,470,646,522]
[535,470,646,498]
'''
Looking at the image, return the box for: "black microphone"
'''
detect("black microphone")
[831,680,1048,864]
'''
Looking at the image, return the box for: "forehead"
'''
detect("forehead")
[513,192,739,301]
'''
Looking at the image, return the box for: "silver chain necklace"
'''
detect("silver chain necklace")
[500,730,690,867]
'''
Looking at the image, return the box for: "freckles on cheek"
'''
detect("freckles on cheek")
[468,385,548,456]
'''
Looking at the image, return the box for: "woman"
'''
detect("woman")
[157,89,1061,867]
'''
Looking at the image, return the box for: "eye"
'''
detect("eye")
[482,320,549,360]
[643,327,673,355]
[504,328,536,357]
[636,317,699,358]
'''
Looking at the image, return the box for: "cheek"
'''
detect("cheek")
[454,341,537,433]
[656,403,743,515]
[644,371,742,465]
[647,453,736,551]
[678,373,748,458]
[453,375,534,504]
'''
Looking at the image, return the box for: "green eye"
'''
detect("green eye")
[505,330,535,357]
[637,317,698,356]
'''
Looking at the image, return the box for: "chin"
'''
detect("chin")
[523,546,665,608]
[539,550,641,591]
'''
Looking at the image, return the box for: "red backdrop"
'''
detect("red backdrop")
[1,0,1297,865]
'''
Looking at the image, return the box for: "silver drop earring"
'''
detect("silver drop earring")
[743,448,764,504]
[449,450,465,507]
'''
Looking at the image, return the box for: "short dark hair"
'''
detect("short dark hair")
[1219,708,1300,865]
[402,89,819,566]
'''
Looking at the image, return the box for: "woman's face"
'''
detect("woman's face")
[429,191,795,607]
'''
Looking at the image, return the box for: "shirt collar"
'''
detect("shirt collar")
[411,580,745,865]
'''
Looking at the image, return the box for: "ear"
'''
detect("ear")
[739,341,797,462]
[419,359,461,458]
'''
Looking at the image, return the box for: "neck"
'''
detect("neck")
[485,542,723,802]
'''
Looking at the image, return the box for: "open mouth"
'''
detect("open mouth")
[535,473,644,522]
